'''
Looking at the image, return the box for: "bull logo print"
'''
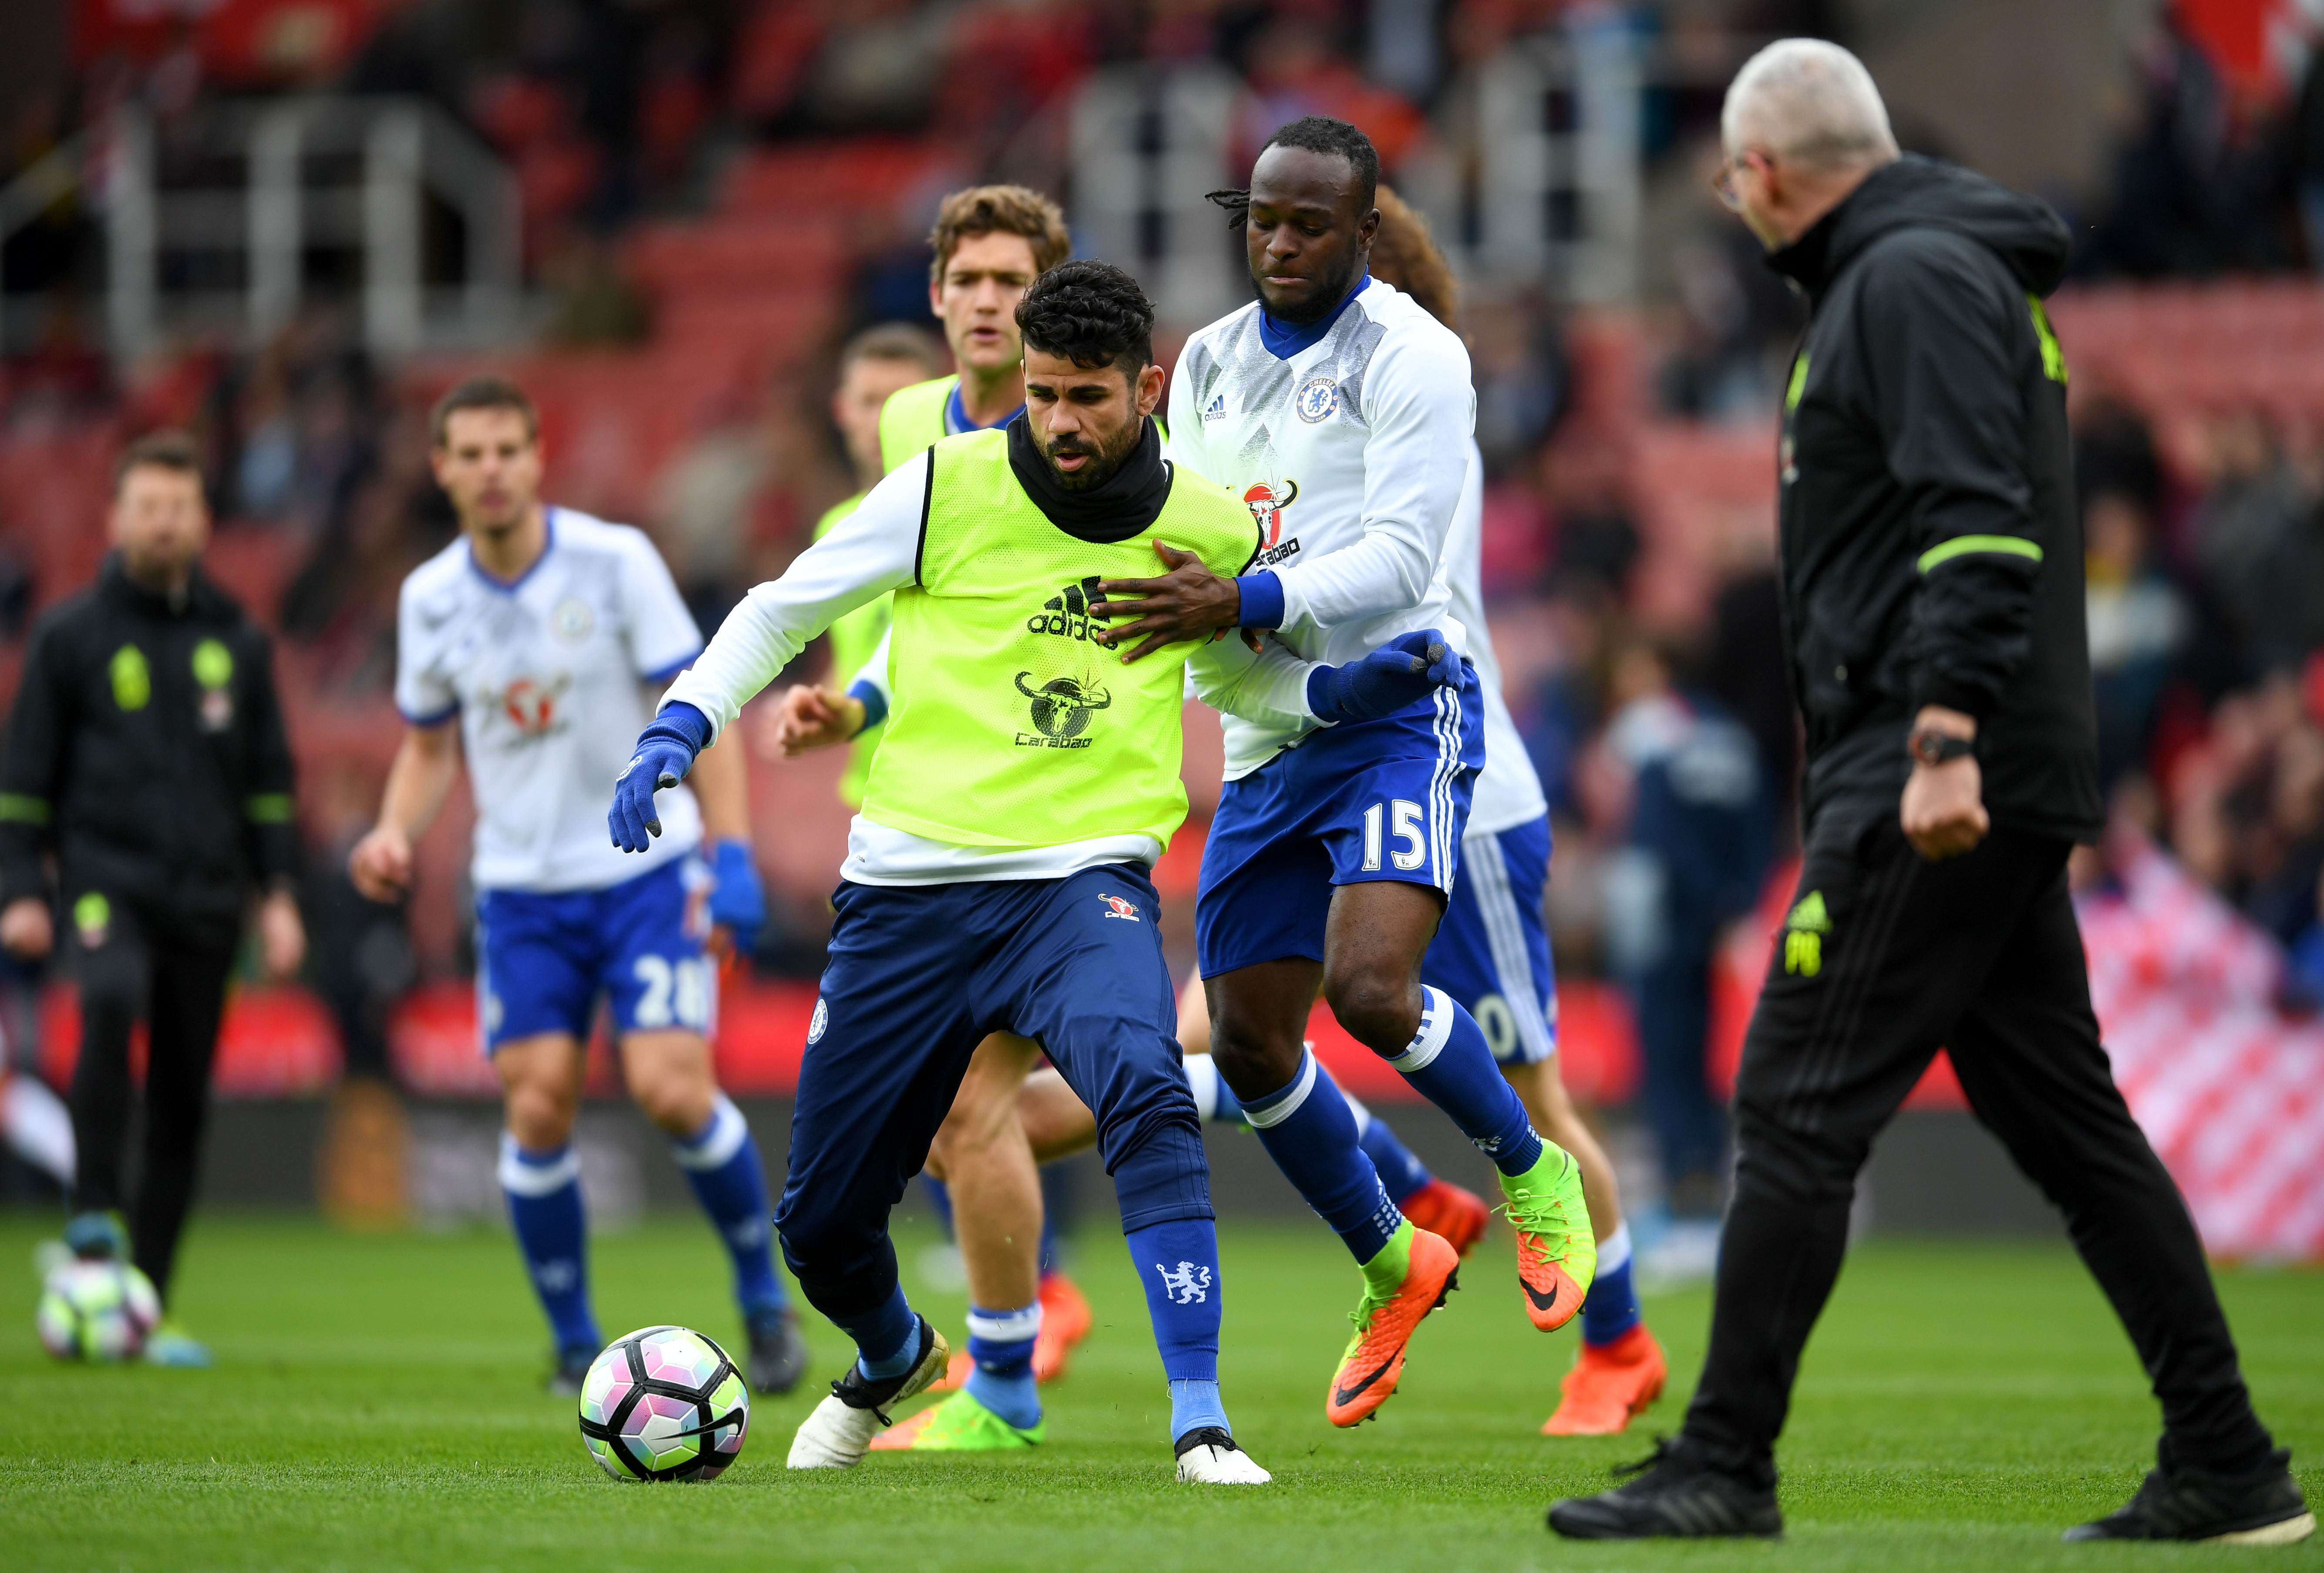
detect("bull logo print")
[1100,895,1141,922]
[1243,478,1298,547]
[1014,672,1111,746]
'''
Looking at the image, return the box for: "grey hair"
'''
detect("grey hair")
[1721,39,1900,171]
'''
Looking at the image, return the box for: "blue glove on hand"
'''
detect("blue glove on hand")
[609,703,713,854]
[708,838,767,959]
[1306,630,1458,724]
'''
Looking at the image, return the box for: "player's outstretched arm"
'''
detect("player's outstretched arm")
[662,455,925,739]
[349,721,460,901]
[1090,541,1253,663]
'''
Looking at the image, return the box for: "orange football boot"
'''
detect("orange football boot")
[1031,1270,1092,1383]
[1500,1146,1595,1332]
[1541,1324,1666,1435]
[1325,1226,1461,1427]
[1398,1177,1491,1256]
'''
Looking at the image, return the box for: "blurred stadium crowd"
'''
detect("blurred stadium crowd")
[6,0,2324,1235]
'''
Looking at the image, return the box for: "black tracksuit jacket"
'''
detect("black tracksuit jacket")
[0,554,297,934]
[1769,155,2103,845]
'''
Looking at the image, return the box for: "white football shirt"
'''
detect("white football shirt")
[395,507,705,893]
[1447,441,1549,837]
[1166,274,1476,779]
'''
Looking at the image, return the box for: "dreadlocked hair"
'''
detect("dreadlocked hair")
[1207,116,1382,227]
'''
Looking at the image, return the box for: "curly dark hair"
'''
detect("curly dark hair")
[1014,259,1154,374]
[1206,115,1381,228]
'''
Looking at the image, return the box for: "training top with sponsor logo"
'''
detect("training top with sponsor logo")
[395,507,706,893]
[1165,273,1476,779]
[665,424,1318,886]
[1446,439,1549,837]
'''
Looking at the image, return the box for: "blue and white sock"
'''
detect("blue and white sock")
[1343,1090,1433,1204]
[670,1093,786,1325]
[1243,1050,1401,1264]
[832,1282,920,1380]
[1037,1209,1060,1279]
[1125,1216,1231,1443]
[965,1301,1043,1430]
[1390,987,1544,1177]
[1184,1054,1246,1125]
[498,1134,599,1357]
[1581,1222,1642,1347]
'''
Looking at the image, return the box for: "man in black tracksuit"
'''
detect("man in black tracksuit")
[0,431,304,1359]
[1552,41,2311,1545]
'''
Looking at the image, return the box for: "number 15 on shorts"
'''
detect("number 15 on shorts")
[1361,800,1428,872]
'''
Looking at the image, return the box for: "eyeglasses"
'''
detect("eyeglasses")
[1711,148,1768,210]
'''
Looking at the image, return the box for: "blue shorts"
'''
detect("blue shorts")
[475,853,716,1052]
[1196,661,1485,977]
[1422,815,1559,1065]
[776,865,1209,1314]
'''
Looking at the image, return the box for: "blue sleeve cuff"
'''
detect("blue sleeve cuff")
[1236,570,1284,630]
[653,701,714,751]
[846,679,889,732]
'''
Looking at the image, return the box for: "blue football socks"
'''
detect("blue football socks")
[1242,1050,1401,1264]
[1125,1216,1229,1440]
[1343,1090,1433,1204]
[834,1282,920,1380]
[965,1301,1043,1430]
[1391,987,1544,1177]
[1169,1379,1230,1441]
[669,1094,787,1323]
[1581,1221,1643,1347]
[498,1134,600,1357]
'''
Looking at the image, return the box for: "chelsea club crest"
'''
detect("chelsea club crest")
[1294,373,1340,424]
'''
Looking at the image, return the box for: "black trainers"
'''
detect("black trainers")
[1547,1438,1783,1540]
[746,1305,812,1396]
[2064,1449,2314,1545]
[546,1346,596,1398]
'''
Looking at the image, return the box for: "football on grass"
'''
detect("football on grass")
[578,1325,750,1481]
[37,1258,161,1361]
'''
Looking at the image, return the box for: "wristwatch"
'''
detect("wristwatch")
[1907,728,1976,767]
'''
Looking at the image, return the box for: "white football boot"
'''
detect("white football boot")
[1173,1427,1272,1485]
[788,1317,951,1469]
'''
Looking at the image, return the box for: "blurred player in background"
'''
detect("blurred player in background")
[810,323,947,807]
[760,186,1104,1445]
[620,262,1374,1480]
[1008,186,1664,1437]
[348,376,806,1397]
[0,430,307,1367]
[1081,117,1595,1428]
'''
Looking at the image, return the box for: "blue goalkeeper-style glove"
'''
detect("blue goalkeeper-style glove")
[609,703,713,853]
[707,838,766,958]
[1306,630,1459,724]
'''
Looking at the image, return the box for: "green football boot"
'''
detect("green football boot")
[868,1388,1045,1452]
[1502,1143,1596,1332]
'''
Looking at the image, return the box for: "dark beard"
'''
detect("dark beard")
[1264,247,1365,326]
[1043,421,1142,493]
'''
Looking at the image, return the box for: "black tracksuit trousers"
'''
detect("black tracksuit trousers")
[1681,814,2276,1481]
[67,895,237,1305]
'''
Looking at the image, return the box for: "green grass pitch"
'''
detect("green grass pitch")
[0,1211,2317,1571]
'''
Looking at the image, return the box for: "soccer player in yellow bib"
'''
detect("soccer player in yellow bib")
[611,263,1457,1479]
[776,189,1105,1415]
